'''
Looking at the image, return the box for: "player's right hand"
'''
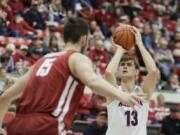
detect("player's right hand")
[120,92,147,107]
[0,128,6,135]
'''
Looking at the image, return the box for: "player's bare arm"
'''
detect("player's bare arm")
[104,43,126,86]
[131,27,159,100]
[69,53,144,107]
[0,66,34,132]
[104,45,126,103]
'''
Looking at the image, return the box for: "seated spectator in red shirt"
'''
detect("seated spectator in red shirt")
[88,39,109,74]
[26,47,43,66]
[8,0,25,14]
[8,13,36,38]
[12,44,28,64]
[91,94,106,115]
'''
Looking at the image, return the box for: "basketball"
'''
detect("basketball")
[113,25,135,50]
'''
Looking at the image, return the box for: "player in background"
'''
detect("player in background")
[105,27,159,135]
[0,18,145,135]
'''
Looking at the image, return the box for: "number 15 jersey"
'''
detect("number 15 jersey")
[16,51,85,131]
[106,86,149,135]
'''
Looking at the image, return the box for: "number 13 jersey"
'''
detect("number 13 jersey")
[106,86,149,135]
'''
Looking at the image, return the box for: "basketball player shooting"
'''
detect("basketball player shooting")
[0,18,145,135]
[105,27,159,135]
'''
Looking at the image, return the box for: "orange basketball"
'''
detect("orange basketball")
[113,25,135,50]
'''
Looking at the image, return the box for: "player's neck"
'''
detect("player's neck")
[121,78,136,93]
[64,43,82,52]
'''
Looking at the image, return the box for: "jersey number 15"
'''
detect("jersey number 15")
[36,58,56,77]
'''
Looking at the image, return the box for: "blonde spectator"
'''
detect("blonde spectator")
[156,94,170,122]
[155,37,174,80]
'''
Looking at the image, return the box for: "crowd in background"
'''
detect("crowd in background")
[0,0,180,134]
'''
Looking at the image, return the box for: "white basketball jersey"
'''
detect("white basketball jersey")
[106,86,149,135]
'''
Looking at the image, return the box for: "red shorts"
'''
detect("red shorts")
[7,113,59,135]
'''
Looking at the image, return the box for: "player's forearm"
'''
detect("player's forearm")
[90,76,124,100]
[105,48,124,75]
[138,43,158,72]
[0,96,11,128]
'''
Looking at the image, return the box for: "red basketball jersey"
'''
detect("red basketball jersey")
[16,50,85,131]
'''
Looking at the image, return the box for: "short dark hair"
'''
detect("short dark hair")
[64,17,89,43]
[120,54,140,69]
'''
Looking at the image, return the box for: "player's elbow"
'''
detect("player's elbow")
[150,68,160,78]
[87,76,102,91]
[0,94,9,103]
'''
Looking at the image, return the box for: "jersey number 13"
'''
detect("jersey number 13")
[124,110,138,126]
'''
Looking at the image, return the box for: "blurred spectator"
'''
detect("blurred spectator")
[0,0,13,22]
[132,16,144,29]
[148,99,157,124]
[9,61,28,79]
[44,25,64,52]
[0,43,16,72]
[8,13,36,38]
[0,67,8,94]
[156,94,170,122]
[173,42,180,67]
[155,37,174,80]
[119,15,130,24]
[48,0,66,23]
[174,31,180,42]
[8,0,25,14]
[77,87,93,120]
[27,34,41,56]
[24,0,46,30]
[170,1,180,20]
[161,73,180,92]
[84,111,107,135]
[12,44,28,64]
[142,23,156,56]
[151,24,162,45]
[0,9,8,36]
[36,0,48,18]
[96,5,113,37]
[0,67,13,93]
[162,107,180,135]
[91,94,106,115]
[88,39,109,74]
[26,46,44,66]
[5,43,16,70]
[89,21,105,46]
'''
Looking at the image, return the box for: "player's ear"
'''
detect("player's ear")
[135,69,139,77]
[79,35,88,47]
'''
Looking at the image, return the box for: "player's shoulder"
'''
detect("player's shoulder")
[69,52,91,64]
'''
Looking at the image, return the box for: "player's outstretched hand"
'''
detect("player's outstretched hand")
[120,92,147,107]
[0,128,6,135]
[130,26,143,47]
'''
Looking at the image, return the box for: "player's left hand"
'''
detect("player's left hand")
[0,128,6,135]
[130,26,143,46]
